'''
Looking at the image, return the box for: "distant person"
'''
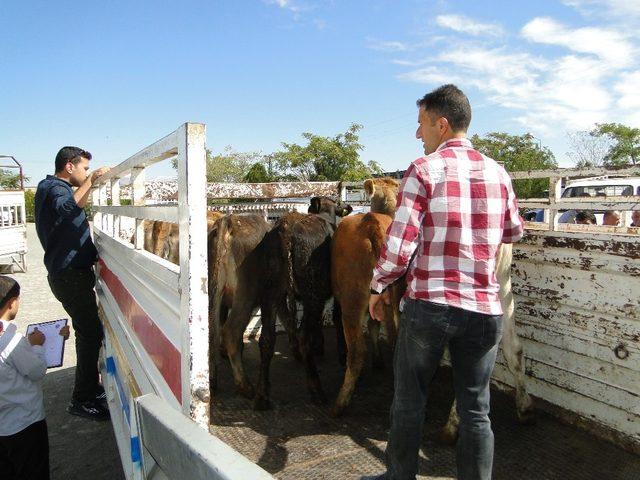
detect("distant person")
[34,147,111,421]
[603,210,621,226]
[630,210,640,227]
[0,275,69,480]
[558,209,578,224]
[575,211,596,225]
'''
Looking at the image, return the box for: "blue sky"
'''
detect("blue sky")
[1,0,639,184]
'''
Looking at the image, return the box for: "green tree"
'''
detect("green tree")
[173,147,263,183]
[590,123,640,165]
[470,132,557,198]
[244,162,275,183]
[0,169,27,189]
[273,123,382,181]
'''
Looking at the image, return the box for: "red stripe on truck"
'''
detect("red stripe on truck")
[98,259,182,403]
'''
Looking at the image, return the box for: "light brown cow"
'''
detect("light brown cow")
[330,178,402,417]
[330,178,535,439]
[139,210,223,264]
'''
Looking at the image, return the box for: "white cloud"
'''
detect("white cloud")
[562,0,640,18]
[614,71,640,109]
[522,17,635,68]
[397,45,627,134]
[265,0,301,12]
[367,39,410,52]
[436,14,504,37]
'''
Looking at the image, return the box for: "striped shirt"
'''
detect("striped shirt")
[370,138,524,315]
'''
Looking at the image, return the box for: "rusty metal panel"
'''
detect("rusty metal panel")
[495,229,640,448]
[118,181,343,201]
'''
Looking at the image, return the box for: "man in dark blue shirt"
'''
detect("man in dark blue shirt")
[34,146,110,421]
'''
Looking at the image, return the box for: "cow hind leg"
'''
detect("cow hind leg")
[502,310,535,424]
[298,301,327,405]
[330,298,367,417]
[332,299,346,367]
[254,300,277,410]
[368,316,384,369]
[497,244,535,425]
[223,302,255,400]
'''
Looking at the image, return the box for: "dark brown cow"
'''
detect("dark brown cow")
[254,197,352,410]
[330,178,402,417]
[207,213,271,397]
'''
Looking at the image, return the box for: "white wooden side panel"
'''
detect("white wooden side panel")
[498,230,640,446]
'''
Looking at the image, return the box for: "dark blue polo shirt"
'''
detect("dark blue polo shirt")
[34,175,98,276]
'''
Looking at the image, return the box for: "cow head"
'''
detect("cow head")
[308,196,353,227]
[364,177,399,216]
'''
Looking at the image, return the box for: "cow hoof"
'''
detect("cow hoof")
[254,396,273,411]
[438,428,458,446]
[517,408,536,425]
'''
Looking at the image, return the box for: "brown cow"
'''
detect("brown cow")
[254,197,352,410]
[138,210,223,264]
[207,213,271,397]
[330,178,402,417]
[330,179,535,435]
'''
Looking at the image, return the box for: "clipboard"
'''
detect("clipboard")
[26,319,68,368]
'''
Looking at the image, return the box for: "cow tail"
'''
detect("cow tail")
[283,224,297,323]
[209,217,231,385]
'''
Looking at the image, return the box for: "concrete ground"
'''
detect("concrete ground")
[5,224,124,480]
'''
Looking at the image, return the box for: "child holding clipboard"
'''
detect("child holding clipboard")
[0,276,69,480]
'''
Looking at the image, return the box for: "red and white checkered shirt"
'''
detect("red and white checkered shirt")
[370,138,524,315]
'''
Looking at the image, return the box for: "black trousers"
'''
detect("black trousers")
[48,267,104,403]
[0,419,50,480]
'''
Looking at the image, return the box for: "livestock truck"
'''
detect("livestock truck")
[91,124,639,479]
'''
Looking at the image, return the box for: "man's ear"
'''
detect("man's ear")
[309,196,321,214]
[364,179,375,198]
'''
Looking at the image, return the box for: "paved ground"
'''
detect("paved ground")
[5,224,124,480]
[6,224,640,479]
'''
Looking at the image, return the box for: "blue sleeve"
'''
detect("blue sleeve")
[50,185,82,219]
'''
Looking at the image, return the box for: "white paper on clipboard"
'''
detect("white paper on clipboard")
[26,319,68,368]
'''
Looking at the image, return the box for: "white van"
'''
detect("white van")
[561,176,640,198]
[559,176,640,225]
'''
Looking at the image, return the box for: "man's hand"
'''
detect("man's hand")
[59,325,70,340]
[28,328,46,346]
[369,289,391,322]
[90,166,111,184]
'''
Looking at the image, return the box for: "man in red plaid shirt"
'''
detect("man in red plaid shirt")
[366,85,524,480]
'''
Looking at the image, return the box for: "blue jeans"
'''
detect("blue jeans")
[385,298,503,480]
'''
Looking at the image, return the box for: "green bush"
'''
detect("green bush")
[24,190,35,222]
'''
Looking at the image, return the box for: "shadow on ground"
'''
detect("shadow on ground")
[44,367,125,480]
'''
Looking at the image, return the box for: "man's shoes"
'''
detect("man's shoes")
[95,389,108,410]
[67,400,110,421]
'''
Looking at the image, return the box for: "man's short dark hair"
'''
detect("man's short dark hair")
[55,146,92,173]
[575,211,596,224]
[0,275,20,310]
[417,84,472,132]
